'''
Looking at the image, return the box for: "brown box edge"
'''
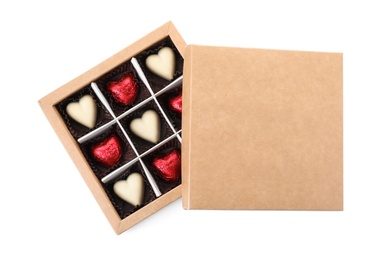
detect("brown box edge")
[181,44,193,210]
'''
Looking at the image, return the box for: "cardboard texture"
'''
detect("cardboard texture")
[182,45,343,210]
[39,21,186,234]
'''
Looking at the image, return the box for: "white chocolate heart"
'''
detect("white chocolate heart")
[130,110,160,143]
[113,173,144,206]
[145,47,175,80]
[66,95,97,129]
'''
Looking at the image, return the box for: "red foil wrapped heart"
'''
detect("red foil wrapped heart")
[152,149,181,182]
[92,135,122,167]
[168,93,182,114]
[107,73,138,106]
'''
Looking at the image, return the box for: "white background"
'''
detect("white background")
[1,0,389,259]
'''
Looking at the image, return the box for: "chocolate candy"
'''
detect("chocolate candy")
[113,173,144,207]
[129,110,161,144]
[152,149,181,182]
[145,47,175,80]
[107,73,138,106]
[66,95,97,129]
[92,135,122,168]
[169,93,182,114]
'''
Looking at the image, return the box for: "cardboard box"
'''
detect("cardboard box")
[182,45,343,210]
[39,21,186,234]
[39,21,343,235]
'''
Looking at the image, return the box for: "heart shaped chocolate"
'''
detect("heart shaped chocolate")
[113,173,144,206]
[130,110,160,143]
[169,93,182,114]
[145,47,175,80]
[107,73,138,106]
[152,149,181,182]
[92,135,122,167]
[66,95,97,128]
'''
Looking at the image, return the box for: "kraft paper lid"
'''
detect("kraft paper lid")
[182,45,343,210]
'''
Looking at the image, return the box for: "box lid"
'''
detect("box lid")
[182,45,343,210]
